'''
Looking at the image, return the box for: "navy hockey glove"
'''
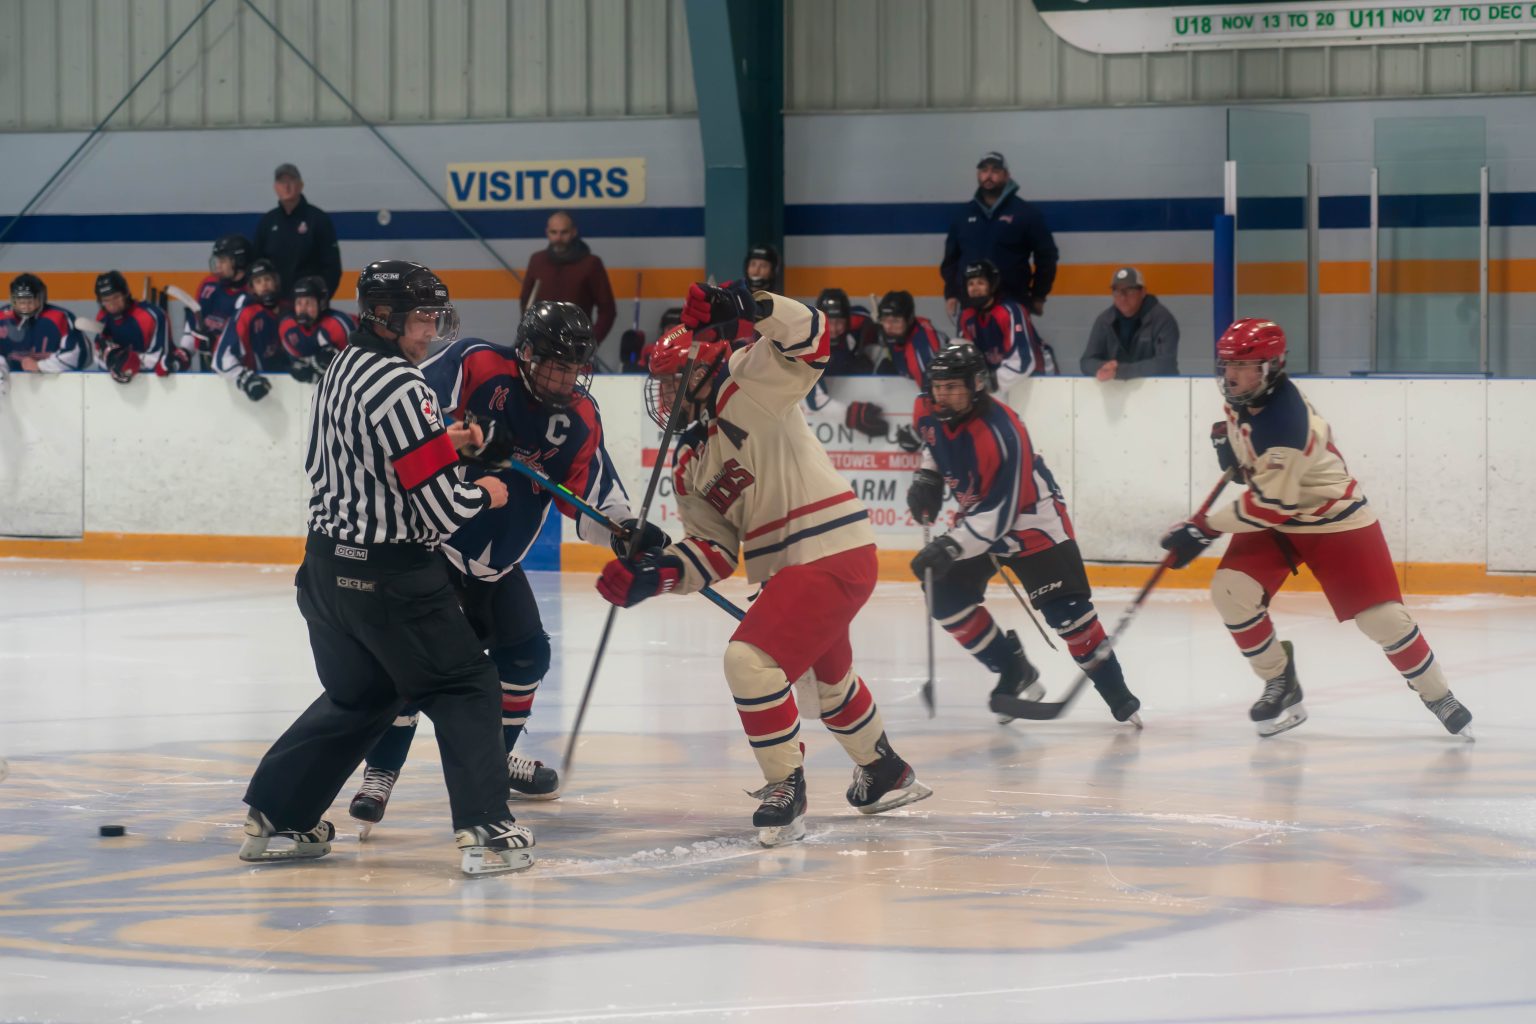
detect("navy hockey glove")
[681,281,767,332]
[613,518,671,558]
[894,424,922,453]
[236,369,271,402]
[1160,517,1219,569]
[596,550,684,608]
[159,347,193,376]
[1210,420,1239,474]
[907,468,944,525]
[289,359,320,383]
[104,345,141,385]
[910,534,962,581]
[315,345,339,371]
[845,401,889,440]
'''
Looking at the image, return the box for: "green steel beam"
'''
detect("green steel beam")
[685,0,784,284]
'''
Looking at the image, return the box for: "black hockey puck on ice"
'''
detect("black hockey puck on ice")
[99,825,126,838]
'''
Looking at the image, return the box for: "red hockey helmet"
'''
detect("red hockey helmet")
[644,324,731,428]
[1216,318,1287,407]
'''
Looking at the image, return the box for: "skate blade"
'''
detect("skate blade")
[508,788,562,802]
[460,846,536,875]
[1456,725,1476,742]
[756,814,808,848]
[357,823,375,842]
[238,837,331,863]
[1254,703,1307,737]
[856,778,934,816]
[1124,713,1144,729]
[995,682,1046,724]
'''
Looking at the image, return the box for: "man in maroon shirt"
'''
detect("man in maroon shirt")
[519,211,616,345]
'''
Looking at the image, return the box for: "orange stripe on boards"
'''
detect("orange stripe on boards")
[0,533,303,564]
[1236,262,1306,295]
[1380,260,1479,294]
[1319,261,1370,294]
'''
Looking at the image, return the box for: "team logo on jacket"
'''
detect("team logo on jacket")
[298,221,308,234]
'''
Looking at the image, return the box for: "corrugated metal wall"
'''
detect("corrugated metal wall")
[786,0,1536,111]
[0,0,696,130]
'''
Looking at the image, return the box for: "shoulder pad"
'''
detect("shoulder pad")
[1244,378,1310,454]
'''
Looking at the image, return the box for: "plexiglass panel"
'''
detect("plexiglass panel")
[1229,109,1311,374]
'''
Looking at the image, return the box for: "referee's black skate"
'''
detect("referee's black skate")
[1424,691,1474,739]
[748,767,807,847]
[1251,640,1306,737]
[455,818,536,875]
[238,810,335,863]
[348,767,398,840]
[990,630,1043,724]
[846,733,933,815]
[507,752,561,800]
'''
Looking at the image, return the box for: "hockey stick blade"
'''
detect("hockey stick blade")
[73,316,103,338]
[166,285,202,312]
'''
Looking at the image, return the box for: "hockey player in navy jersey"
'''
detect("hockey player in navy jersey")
[1,274,89,374]
[93,271,174,383]
[908,342,1142,725]
[872,290,945,385]
[280,275,354,382]
[214,258,289,401]
[180,234,254,368]
[957,259,1053,388]
[346,301,661,833]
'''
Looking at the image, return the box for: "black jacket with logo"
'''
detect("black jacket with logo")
[253,194,342,299]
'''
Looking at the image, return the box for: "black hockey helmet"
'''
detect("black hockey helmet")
[95,270,130,303]
[9,272,45,308]
[292,275,330,325]
[516,301,596,408]
[743,242,780,290]
[248,259,282,308]
[926,341,990,423]
[356,259,458,346]
[210,234,254,280]
[963,259,1000,291]
[815,288,851,321]
[877,290,915,322]
[658,307,684,333]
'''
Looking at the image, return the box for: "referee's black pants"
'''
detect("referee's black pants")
[243,534,509,832]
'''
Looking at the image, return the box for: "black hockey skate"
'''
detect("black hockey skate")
[990,630,1044,724]
[238,810,335,863]
[1251,640,1306,737]
[846,733,933,815]
[508,752,561,800]
[748,767,807,847]
[348,767,398,841]
[1424,691,1474,739]
[1094,680,1144,728]
[455,818,536,875]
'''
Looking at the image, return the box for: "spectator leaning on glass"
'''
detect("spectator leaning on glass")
[940,152,1058,323]
[253,163,342,300]
[1080,267,1180,381]
[519,211,617,346]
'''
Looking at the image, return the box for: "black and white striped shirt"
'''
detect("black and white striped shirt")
[305,336,488,545]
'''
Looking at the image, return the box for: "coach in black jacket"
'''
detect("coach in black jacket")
[253,163,343,299]
[940,152,1058,321]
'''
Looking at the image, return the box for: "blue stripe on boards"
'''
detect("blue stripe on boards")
[9,193,1536,244]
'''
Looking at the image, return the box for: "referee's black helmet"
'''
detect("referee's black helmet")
[356,260,459,345]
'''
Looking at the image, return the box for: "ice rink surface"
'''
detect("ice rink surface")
[2,558,1535,1024]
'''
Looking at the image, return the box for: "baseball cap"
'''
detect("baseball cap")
[1111,267,1144,291]
[977,151,1008,171]
[274,163,302,181]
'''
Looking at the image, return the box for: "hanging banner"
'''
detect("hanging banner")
[445,157,646,209]
[1034,1,1536,52]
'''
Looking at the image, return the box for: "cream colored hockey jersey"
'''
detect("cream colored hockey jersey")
[662,292,877,593]
[1207,376,1376,535]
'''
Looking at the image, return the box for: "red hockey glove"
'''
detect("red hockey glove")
[1159,516,1219,569]
[845,400,889,440]
[104,345,141,385]
[681,282,763,332]
[1210,420,1240,474]
[596,550,684,608]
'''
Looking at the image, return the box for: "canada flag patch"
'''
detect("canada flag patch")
[421,395,440,427]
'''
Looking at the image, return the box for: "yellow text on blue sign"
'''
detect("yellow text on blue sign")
[445,158,646,209]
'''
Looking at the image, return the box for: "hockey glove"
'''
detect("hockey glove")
[315,345,339,371]
[910,534,962,581]
[104,345,141,385]
[236,369,272,402]
[1160,517,1219,569]
[160,347,193,375]
[845,400,889,440]
[907,468,944,525]
[894,424,923,454]
[681,281,766,332]
[461,411,515,467]
[1210,420,1239,474]
[596,550,684,608]
[289,359,320,383]
[613,518,671,558]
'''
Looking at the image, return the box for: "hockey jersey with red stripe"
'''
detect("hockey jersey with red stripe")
[1207,376,1375,535]
[663,292,877,591]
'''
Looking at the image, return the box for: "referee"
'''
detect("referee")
[239,259,535,876]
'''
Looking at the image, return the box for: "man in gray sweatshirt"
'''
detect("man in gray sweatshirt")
[1080,267,1180,380]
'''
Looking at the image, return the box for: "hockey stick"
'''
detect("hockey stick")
[561,322,709,781]
[920,521,937,718]
[988,468,1236,722]
[497,455,745,621]
[990,554,1057,651]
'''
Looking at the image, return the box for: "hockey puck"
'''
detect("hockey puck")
[99,825,126,838]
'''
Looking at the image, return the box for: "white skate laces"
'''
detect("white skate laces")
[356,767,396,801]
[507,753,541,784]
